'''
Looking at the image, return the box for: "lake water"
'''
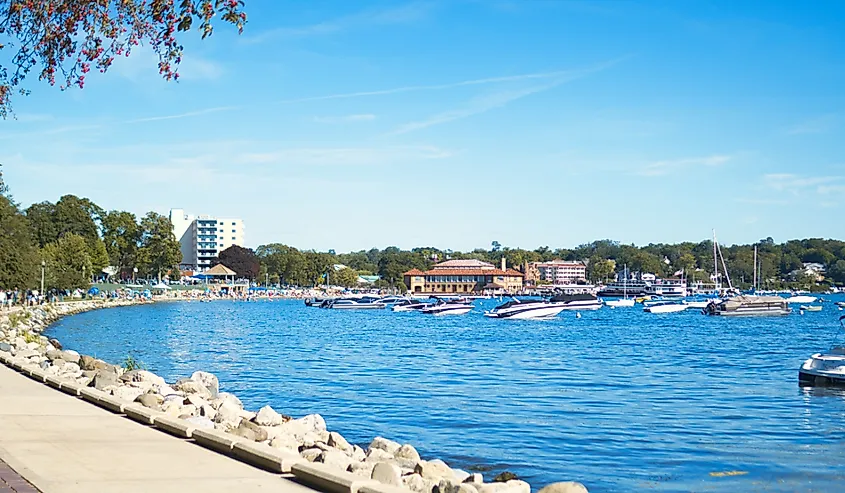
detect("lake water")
[45,298,845,492]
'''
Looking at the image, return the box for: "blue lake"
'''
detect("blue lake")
[45,298,845,492]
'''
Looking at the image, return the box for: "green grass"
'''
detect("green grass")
[93,282,205,292]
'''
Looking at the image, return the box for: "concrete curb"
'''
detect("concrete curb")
[44,374,64,390]
[58,380,85,397]
[359,484,416,493]
[25,366,49,383]
[124,403,165,425]
[97,394,131,414]
[291,462,379,493]
[153,415,196,439]
[192,428,244,455]
[232,441,303,473]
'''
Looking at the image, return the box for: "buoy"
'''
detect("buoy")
[576,312,582,319]
[799,309,805,315]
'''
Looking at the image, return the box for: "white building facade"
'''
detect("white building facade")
[537,261,587,285]
[169,209,245,272]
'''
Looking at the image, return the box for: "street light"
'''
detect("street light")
[40,260,45,295]
[133,267,138,283]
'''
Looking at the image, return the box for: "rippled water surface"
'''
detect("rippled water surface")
[46,298,845,492]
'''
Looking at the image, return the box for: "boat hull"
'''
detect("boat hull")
[644,304,688,313]
[425,307,472,316]
[799,352,845,386]
[604,299,635,308]
[485,305,566,320]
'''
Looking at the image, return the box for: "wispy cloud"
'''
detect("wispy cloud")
[237,145,453,166]
[313,114,377,124]
[785,115,837,135]
[245,2,433,44]
[125,106,241,124]
[273,68,591,105]
[639,154,733,176]
[762,173,842,194]
[386,59,626,135]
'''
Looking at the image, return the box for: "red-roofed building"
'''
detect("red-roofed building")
[403,259,523,294]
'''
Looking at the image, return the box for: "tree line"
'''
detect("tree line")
[4,166,845,291]
[0,167,182,291]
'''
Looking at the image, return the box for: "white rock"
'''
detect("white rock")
[318,449,352,471]
[369,436,401,455]
[136,370,165,386]
[365,448,396,463]
[537,483,589,493]
[372,461,403,486]
[269,433,300,451]
[454,469,471,483]
[211,392,243,410]
[300,448,323,462]
[349,461,377,478]
[404,473,436,493]
[179,404,198,417]
[395,444,421,462]
[297,414,326,432]
[184,416,215,430]
[328,431,353,454]
[158,385,180,398]
[415,459,456,481]
[254,405,284,426]
[351,444,366,462]
[112,386,145,403]
[190,371,219,397]
[464,473,483,484]
[213,400,242,428]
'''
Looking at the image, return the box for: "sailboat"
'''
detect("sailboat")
[605,265,635,307]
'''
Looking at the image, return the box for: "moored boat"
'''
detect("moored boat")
[484,298,566,320]
[703,295,791,316]
[391,298,432,312]
[799,315,845,387]
[786,295,818,304]
[800,305,823,312]
[324,297,385,309]
[421,298,473,316]
[604,298,635,308]
[551,293,602,311]
[644,302,688,314]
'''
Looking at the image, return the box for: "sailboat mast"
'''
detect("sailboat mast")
[713,230,719,291]
[753,245,757,291]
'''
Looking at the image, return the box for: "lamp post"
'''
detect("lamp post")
[133,267,138,283]
[40,260,45,295]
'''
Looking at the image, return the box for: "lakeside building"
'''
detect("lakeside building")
[170,209,245,272]
[525,260,587,285]
[403,259,524,294]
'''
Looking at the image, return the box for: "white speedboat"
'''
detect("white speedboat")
[391,299,431,312]
[644,302,688,314]
[604,298,635,308]
[703,295,791,316]
[421,298,473,316]
[786,295,818,304]
[484,298,566,320]
[684,300,711,309]
[325,298,385,309]
[799,316,845,387]
[550,293,602,311]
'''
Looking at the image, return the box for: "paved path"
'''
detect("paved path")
[0,364,316,493]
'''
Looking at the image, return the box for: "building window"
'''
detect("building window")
[232,222,236,225]
[232,229,236,233]
[231,237,235,240]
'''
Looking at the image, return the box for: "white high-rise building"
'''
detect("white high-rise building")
[169,209,245,272]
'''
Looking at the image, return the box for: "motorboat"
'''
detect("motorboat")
[324,297,385,309]
[391,298,432,312]
[799,315,845,387]
[550,293,602,311]
[305,297,330,307]
[785,295,818,304]
[376,296,406,305]
[702,295,791,316]
[604,298,635,308]
[644,302,688,314]
[801,305,823,312]
[643,279,688,297]
[684,299,712,309]
[421,298,474,316]
[484,298,566,320]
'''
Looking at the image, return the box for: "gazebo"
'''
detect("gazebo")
[201,264,248,294]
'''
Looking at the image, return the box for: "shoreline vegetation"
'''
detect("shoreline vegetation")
[1,173,844,295]
[0,299,588,493]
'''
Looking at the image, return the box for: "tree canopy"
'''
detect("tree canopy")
[0,0,247,117]
[215,245,259,280]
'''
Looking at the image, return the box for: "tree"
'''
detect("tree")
[42,233,92,290]
[586,255,613,282]
[0,0,247,118]
[0,193,40,289]
[53,195,101,240]
[101,210,140,273]
[827,260,845,284]
[491,241,501,252]
[25,201,58,247]
[137,212,181,280]
[331,267,358,288]
[216,245,260,280]
[87,238,110,278]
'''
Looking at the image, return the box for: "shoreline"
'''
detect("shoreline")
[0,299,587,493]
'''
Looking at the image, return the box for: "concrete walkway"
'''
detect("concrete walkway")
[0,364,317,493]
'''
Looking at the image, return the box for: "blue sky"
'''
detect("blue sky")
[2,0,844,252]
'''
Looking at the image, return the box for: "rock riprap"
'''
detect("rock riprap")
[0,302,588,493]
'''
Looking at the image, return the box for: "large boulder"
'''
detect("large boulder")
[269,432,300,451]
[213,400,242,429]
[190,371,219,398]
[175,378,212,398]
[365,448,395,463]
[78,355,110,371]
[415,459,456,481]
[327,431,353,454]
[48,338,62,350]
[90,369,120,390]
[369,436,401,455]
[45,349,63,361]
[113,386,145,403]
[135,393,164,409]
[0,342,11,353]
[372,462,403,486]
[317,449,352,471]
[254,405,285,426]
[395,444,421,462]
[537,483,588,493]
[404,473,437,493]
[184,416,215,430]
[230,420,268,442]
[211,392,242,410]
[59,350,80,364]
